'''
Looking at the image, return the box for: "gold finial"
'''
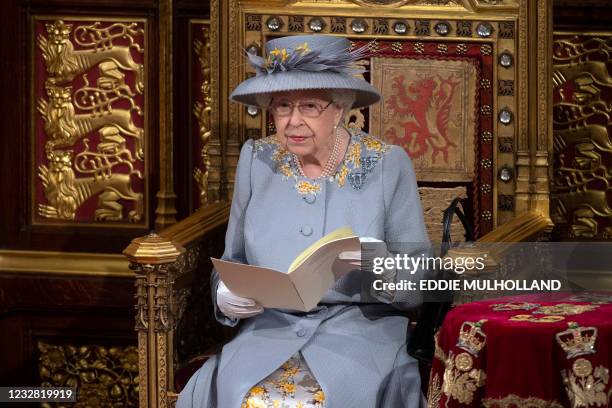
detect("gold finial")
[123,231,185,265]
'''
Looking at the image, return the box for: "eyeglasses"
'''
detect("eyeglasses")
[269,99,334,118]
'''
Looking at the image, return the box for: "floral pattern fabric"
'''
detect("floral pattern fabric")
[252,129,390,198]
[242,352,326,408]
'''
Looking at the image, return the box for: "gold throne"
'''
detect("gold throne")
[123,1,555,406]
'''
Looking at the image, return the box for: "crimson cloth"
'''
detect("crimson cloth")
[428,292,612,408]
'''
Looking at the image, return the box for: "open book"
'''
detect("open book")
[212,226,361,312]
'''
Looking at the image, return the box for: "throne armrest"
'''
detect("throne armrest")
[159,202,231,245]
[447,210,555,305]
[123,202,231,408]
[446,210,555,275]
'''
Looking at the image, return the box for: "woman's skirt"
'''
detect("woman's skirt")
[176,349,425,408]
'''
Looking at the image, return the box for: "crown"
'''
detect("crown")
[555,322,597,359]
[456,319,487,356]
[45,20,72,37]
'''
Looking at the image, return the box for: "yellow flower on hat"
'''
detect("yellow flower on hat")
[268,47,288,62]
[294,42,311,55]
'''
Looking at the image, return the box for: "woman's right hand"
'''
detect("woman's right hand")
[217,280,264,319]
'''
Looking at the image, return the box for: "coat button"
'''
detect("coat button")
[300,225,313,236]
[303,194,316,204]
[296,328,307,337]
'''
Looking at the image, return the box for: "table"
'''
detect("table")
[428,292,612,408]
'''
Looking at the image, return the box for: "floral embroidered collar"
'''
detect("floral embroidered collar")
[253,129,389,197]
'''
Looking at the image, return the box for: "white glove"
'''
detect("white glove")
[216,280,264,319]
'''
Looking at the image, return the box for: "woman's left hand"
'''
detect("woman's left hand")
[337,237,389,268]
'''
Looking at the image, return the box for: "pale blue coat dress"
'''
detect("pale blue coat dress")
[177,130,430,408]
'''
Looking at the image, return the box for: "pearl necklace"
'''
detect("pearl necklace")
[293,126,342,180]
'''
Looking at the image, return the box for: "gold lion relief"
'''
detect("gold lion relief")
[33,17,147,225]
[38,149,143,222]
[37,20,144,93]
[37,84,145,160]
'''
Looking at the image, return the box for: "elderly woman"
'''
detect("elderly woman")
[177,35,429,408]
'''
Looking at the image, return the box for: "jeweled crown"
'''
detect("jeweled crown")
[457,319,487,356]
[555,322,597,359]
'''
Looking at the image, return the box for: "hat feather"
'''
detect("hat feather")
[245,38,373,76]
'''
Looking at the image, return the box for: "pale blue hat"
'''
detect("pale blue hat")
[230,35,381,109]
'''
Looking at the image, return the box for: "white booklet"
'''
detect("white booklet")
[212,226,361,312]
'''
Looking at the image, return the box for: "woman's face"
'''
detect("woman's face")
[270,90,343,160]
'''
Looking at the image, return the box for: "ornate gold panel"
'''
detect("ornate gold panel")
[286,0,520,9]
[191,20,219,209]
[38,341,138,407]
[31,17,149,227]
[551,32,612,239]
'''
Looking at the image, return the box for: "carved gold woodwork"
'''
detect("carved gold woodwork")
[124,232,185,408]
[286,0,519,7]
[0,250,131,277]
[156,0,178,230]
[125,201,230,408]
[38,341,139,407]
[551,32,612,239]
[193,21,214,208]
[191,6,223,208]
[33,17,148,227]
[38,149,144,222]
[512,0,553,222]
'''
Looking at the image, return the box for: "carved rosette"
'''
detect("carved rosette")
[33,17,148,226]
